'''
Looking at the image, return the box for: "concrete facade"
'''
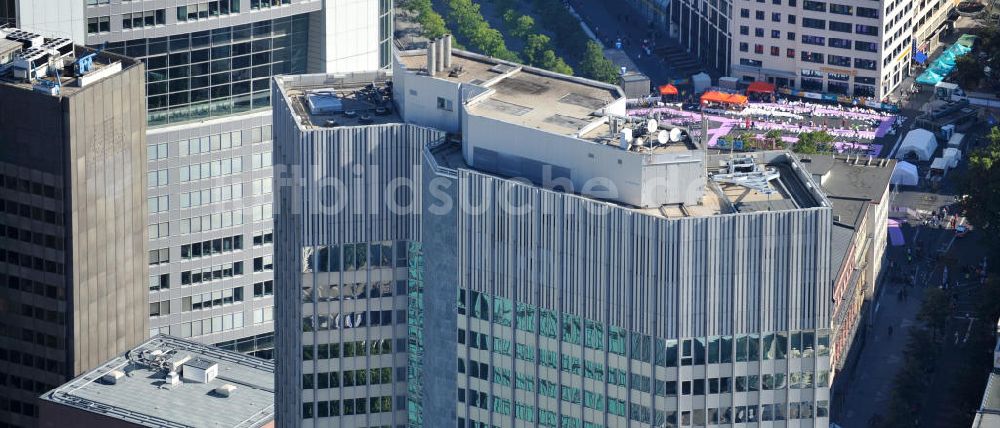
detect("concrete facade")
[424,165,834,428]
[0,44,148,427]
[273,72,444,427]
[11,0,392,359]
[730,0,911,100]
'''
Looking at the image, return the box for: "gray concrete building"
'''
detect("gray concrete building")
[0,31,148,427]
[274,46,839,427]
[38,334,275,428]
[8,0,393,360]
[800,155,895,413]
[272,70,441,428]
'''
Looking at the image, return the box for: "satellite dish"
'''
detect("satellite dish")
[669,128,683,142]
[646,119,657,134]
[635,137,645,146]
[657,130,668,145]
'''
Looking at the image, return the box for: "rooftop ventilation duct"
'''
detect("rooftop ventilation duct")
[435,37,445,73]
[102,370,125,385]
[443,34,453,69]
[215,384,237,397]
[166,371,180,386]
[426,39,437,76]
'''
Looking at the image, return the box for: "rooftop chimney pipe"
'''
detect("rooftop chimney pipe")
[443,34,453,69]
[435,37,445,73]
[426,39,437,76]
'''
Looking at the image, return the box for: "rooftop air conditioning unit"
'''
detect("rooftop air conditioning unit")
[181,358,219,383]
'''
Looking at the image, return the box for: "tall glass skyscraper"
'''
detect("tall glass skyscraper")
[274,46,837,428]
[8,0,392,361]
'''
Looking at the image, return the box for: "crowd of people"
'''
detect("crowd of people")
[628,95,905,156]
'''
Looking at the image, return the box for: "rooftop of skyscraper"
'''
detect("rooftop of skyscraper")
[39,335,274,428]
[0,28,139,97]
[396,47,637,144]
[275,70,401,129]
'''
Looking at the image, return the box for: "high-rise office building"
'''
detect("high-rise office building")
[9,0,393,359]
[274,45,838,427]
[626,0,956,100]
[272,70,440,428]
[729,0,913,99]
[0,31,148,426]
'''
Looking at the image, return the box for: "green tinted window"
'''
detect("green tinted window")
[584,390,605,411]
[515,303,535,332]
[540,310,558,338]
[493,297,512,326]
[562,314,581,344]
[538,380,558,398]
[515,343,535,362]
[515,372,535,391]
[609,326,627,355]
[493,337,512,356]
[584,320,604,350]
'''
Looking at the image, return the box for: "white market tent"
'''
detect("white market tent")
[896,128,938,161]
[719,76,740,90]
[947,132,965,148]
[891,161,919,186]
[943,147,962,168]
[930,157,949,172]
[692,72,712,94]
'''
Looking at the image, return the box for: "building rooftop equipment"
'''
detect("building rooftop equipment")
[40,335,274,428]
[799,154,896,204]
[397,48,622,137]
[427,135,828,219]
[275,70,401,129]
[0,28,136,97]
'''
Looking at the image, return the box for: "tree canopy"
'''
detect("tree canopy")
[961,126,1000,249]
[578,41,619,84]
[447,0,520,62]
[792,131,835,154]
[953,55,985,88]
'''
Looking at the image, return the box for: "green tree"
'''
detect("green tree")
[447,0,519,62]
[764,129,784,149]
[953,55,985,88]
[961,126,1000,249]
[793,130,834,154]
[917,287,950,336]
[578,40,619,83]
[420,10,448,39]
[538,49,573,75]
[513,15,535,38]
[522,33,550,65]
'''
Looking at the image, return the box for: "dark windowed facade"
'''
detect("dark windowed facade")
[0,0,15,27]
[100,15,309,126]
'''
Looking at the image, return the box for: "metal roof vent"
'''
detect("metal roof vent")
[102,370,125,385]
[166,353,191,372]
[214,384,237,397]
[181,358,218,383]
[166,371,180,386]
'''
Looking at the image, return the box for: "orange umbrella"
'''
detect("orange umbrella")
[658,84,679,95]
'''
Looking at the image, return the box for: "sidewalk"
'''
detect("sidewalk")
[835,276,925,426]
[567,0,685,84]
